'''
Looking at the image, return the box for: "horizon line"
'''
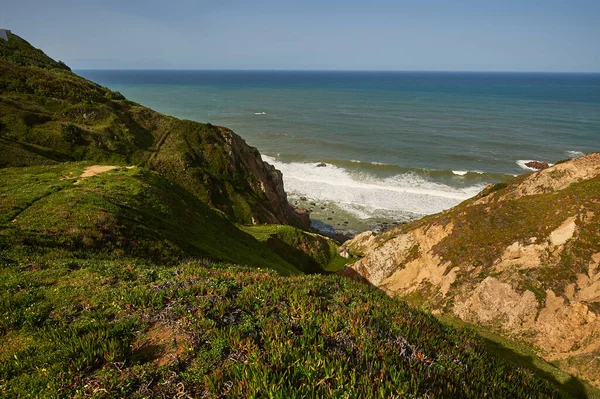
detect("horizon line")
[73,68,600,74]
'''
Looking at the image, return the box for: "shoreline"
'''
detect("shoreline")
[290,195,417,242]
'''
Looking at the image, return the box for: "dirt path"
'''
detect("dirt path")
[74,165,134,184]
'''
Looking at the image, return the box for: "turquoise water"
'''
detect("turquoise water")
[78,70,600,232]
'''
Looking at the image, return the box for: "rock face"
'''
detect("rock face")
[340,153,600,387]
[218,128,309,227]
[525,160,550,170]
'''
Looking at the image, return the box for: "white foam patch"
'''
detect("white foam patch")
[264,156,484,219]
[566,150,584,158]
[452,170,468,176]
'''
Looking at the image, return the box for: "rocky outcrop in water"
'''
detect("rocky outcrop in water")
[525,160,550,170]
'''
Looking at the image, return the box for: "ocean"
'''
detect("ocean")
[78,70,600,233]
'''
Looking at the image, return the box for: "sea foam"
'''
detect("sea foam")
[566,150,584,158]
[263,156,485,219]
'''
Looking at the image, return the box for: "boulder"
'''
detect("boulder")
[525,161,550,170]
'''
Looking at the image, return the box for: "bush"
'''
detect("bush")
[57,60,71,71]
[61,124,83,144]
[105,90,125,101]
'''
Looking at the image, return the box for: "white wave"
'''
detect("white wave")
[350,159,361,163]
[452,170,485,176]
[566,150,584,158]
[254,112,266,115]
[371,161,388,166]
[516,160,555,171]
[264,156,485,219]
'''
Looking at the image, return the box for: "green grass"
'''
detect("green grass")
[241,224,351,273]
[0,163,570,398]
[0,258,563,398]
[0,34,302,226]
[0,163,348,276]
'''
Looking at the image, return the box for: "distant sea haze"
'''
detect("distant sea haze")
[79,70,600,229]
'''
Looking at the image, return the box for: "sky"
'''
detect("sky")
[2,0,600,72]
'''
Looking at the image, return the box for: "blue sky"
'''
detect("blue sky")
[3,0,600,71]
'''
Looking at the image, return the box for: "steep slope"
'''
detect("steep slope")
[0,34,306,227]
[0,163,344,276]
[0,257,561,398]
[341,153,600,388]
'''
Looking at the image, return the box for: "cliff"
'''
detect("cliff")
[341,153,600,388]
[0,33,306,227]
[0,32,592,398]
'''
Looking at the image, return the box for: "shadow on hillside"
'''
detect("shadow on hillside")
[0,137,73,163]
[265,237,322,274]
[479,336,595,399]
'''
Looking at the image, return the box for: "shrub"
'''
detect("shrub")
[61,124,83,144]
[105,90,125,101]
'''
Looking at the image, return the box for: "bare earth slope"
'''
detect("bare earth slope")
[341,153,600,387]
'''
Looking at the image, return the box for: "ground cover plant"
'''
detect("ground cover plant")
[0,258,562,398]
[0,32,587,398]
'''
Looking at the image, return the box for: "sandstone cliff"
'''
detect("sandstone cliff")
[341,153,600,387]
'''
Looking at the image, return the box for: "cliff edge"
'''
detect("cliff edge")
[0,33,307,227]
[341,153,600,387]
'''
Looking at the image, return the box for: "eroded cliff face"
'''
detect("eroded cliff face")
[340,153,600,387]
[219,128,309,228]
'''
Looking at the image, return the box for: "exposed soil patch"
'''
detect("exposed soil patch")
[133,321,191,367]
[74,165,135,184]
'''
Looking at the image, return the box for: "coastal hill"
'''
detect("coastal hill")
[342,153,600,388]
[0,33,593,397]
[0,33,306,228]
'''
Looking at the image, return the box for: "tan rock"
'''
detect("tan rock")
[535,290,599,354]
[347,223,454,294]
[454,278,538,330]
[495,241,544,272]
[549,217,577,246]
[508,153,600,200]
[341,153,600,387]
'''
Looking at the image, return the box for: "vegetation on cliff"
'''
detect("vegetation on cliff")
[0,33,580,398]
[342,154,600,395]
[0,34,303,227]
[0,257,560,398]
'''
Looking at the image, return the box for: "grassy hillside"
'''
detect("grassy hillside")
[0,166,561,397]
[241,224,350,273]
[0,163,345,276]
[0,32,585,398]
[0,34,303,226]
[0,255,562,398]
